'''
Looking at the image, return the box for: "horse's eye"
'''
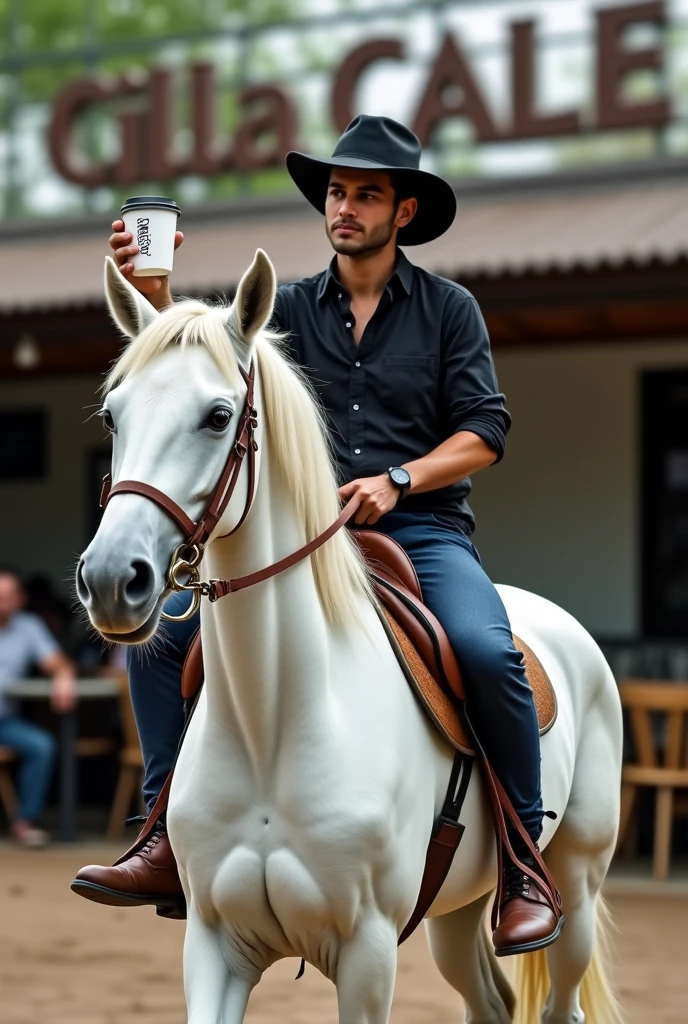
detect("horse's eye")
[205,408,232,432]
[101,409,115,433]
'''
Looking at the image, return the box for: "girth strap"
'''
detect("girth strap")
[398,751,473,944]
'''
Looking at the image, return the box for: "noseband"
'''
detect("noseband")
[99,361,357,621]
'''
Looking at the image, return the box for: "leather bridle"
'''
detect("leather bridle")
[99,361,358,621]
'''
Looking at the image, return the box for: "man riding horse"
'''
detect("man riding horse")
[74,115,560,956]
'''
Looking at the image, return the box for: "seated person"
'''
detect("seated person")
[0,568,77,846]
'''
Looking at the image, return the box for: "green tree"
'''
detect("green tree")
[0,0,302,217]
[0,0,299,100]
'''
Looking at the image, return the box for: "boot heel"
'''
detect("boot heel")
[156,898,187,920]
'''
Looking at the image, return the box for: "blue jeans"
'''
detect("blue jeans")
[0,716,56,823]
[376,512,542,838]
[128,511,543,838]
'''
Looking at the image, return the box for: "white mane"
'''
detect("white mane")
[105,299,372,626]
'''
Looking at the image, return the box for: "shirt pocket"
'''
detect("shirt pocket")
[378,356,437,416]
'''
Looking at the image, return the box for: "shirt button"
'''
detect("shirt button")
[354,448,361,455]
[345,322,352,328]
[355,360,361,367]
[337,293,342,299]
[352,404,359,411]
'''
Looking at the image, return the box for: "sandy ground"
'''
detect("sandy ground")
[0,845,686,1023]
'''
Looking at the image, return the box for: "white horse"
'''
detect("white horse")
[77,251,623,1024]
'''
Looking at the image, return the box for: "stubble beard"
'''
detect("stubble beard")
[327,215,396,259]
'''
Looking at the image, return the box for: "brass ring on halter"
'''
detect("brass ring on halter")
[161,544,204,621]
[165,543,203,584]
[176,542,203,568]
[161,584,201,622]
[167,559,201,593]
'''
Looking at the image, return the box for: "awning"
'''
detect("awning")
[0,202,333,314]
[1,159,687,314]
[417,177,688,277]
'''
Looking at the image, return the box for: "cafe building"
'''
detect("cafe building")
[1,0,688,667]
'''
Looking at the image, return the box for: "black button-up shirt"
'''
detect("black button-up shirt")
[271,249,510,533]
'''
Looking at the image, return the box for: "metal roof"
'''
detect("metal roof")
[419,179,688,278]
[1,159,687,315]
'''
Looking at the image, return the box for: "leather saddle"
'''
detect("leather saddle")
[181,529,557,756]
[353,530,557,753]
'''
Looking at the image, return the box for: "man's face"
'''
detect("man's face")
[325,168,417,258]
[0,574,24,627]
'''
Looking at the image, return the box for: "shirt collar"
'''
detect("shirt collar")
[316,257,341,303]
[393,250,414,296]
[317,249,413,303]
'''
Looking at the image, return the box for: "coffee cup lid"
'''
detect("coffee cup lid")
[120,196,181,216]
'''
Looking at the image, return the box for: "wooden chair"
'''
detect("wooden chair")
[617,680,688,880]
[107,673,144,838]
[1,731,118,831]
[76,736,118,758]
[0,746,18,822]
[74,715,119,819]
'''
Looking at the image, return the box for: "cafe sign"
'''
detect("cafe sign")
[49,1,672,187]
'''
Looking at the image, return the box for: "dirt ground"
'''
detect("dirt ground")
[0,845,685,1023]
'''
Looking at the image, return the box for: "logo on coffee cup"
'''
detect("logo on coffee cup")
[136,217,152,256]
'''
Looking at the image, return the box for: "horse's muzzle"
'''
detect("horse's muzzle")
[76,547,164,640]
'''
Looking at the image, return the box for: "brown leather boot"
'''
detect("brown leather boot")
[71,820,186,920]
[492,850,564,957]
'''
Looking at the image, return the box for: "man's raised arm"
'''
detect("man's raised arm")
[107,219,184,310]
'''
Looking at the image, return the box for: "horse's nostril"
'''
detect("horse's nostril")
[75,559,90,603]
[125,560,154,601]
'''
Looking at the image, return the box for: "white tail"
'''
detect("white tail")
[514,895,622,1024]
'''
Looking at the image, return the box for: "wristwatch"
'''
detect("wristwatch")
[387,466,412,502]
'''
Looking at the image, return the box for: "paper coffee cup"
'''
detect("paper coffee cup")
[120,196,181,277]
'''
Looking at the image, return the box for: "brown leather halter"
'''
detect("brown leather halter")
[99,361,358,619]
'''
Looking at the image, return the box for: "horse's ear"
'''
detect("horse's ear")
[229,249,276,344]
[104,257,160,338]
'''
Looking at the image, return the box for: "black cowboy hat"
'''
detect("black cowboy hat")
[286,115,457,246]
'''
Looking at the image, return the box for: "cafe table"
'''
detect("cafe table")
[4,677,120,842]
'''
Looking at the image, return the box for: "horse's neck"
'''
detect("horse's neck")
[200,444,333,775]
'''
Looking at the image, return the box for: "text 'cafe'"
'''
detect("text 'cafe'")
[51,2,673,185]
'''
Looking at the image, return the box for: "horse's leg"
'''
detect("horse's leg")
[534,829,616,1024]
[183,908,255,1024]
[426,894,515,1024]
[335,914,398,1024]
[536,837,600,1023]
[533,707,621,1024]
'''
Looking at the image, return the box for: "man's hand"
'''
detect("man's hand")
[50,673,78,714]
[41,653,78,714]
[108,219,184,310]
[338,473,402,525]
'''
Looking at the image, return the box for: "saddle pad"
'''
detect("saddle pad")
[379,607,557,755]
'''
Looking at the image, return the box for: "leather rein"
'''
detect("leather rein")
[99,361,358,621]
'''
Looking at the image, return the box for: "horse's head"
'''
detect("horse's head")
[76,250,276,643]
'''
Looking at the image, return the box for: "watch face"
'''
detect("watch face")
[390,468,410,487]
